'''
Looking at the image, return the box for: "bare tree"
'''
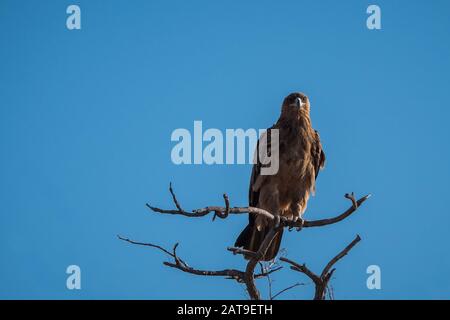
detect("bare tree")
[119,183,370,300]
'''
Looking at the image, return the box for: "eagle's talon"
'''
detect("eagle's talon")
[295,219,304,231]
[279,216,288,226]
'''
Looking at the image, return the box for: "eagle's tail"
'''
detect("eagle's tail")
[234,224,283,261]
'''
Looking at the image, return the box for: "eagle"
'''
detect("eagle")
[235,92,325,261]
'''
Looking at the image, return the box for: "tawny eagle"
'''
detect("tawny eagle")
[235,92,325,261]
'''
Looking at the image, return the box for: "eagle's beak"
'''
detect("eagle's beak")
[295,97,304,108]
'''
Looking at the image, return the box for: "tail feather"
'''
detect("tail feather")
[235,224,283,261]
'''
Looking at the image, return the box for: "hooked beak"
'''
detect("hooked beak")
[295,97,304,109]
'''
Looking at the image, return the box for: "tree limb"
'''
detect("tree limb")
[118,235,245,280]
[243,227,282,299]
[118,233,283,299]
[280,235,361,300]
[146,184,370,229]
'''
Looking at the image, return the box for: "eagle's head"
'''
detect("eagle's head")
[281,92,310,118]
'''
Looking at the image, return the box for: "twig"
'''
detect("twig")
[117,235,189,267]
[117,235,175,259]
[118,235,244,280]
[227,246,257,258]
[213,194,231,221]
[169,182,184,212]
[304,195,370,228]
[254,266,283,279]
[321,235,361,278]
[271,283,303,300]
[264,263,274,300]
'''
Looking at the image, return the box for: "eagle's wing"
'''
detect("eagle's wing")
[312,130,326,180]
[235,126,280,256]
[248,159,261,208]
[248,126,274,223]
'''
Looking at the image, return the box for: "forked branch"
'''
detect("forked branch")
[280,235,361,300]
[118,229,283,300]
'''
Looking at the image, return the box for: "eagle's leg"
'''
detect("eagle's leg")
[289,202,305,231]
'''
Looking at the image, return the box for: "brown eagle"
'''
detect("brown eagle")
[235,92,325,261]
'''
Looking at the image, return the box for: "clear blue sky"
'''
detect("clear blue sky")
[1,0,449,299]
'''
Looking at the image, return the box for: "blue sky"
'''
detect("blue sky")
[1,0,449,299]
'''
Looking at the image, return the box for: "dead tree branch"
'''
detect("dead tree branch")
[146,184,370,229]
[120,183,369,299]
[280,235,361,300]
[118,232,282,300]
